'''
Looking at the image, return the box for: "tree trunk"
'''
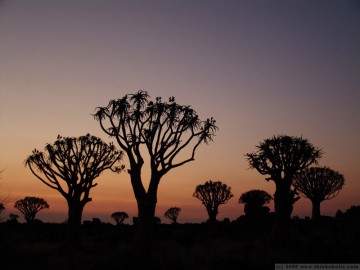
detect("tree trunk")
[132,172,161,251]
[272,182,293,242]
[311,199,321,222]
[207,206,218,224]
[67,200,84,244]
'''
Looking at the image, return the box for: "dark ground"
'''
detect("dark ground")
[1,215,359,270]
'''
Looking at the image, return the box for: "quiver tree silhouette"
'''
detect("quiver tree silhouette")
[193,180,233,224]
[14,196,49,223]
[293,166,345,222]
[164,207,181,224]
[94,90,217,248]
[25,134,124,243]
[111,211,129,225]
[239,190,272,219]
[245,135,322,239]
[0,203,4,215]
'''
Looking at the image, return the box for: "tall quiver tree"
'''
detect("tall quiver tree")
[94,91,217,247]
[193,180,233,224]
[245,135,322,239]
[25,134,124,243]
[293,166,345,222]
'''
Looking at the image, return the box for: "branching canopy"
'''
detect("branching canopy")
[293,166,345,202]
[93,91,218,176]
[111,211,129,225]
[25,134,124,202]
[245,135,322,182]
[164,207,181,223]
[14,196,49,222]
[193,180,233,209]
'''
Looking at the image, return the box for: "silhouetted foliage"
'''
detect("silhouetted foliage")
[193,180,233,224]
[239,190,272,219]
[245,135,322,239]
[0,203,4,215]
[25,134,124,243]
[293,166,345,222]
[94,90,217,247]
[14,196,49,224]
[164,207,181,224]
[111,211,129,225]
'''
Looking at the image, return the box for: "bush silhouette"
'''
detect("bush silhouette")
[239,189,272,219]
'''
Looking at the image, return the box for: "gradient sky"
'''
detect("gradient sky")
[1,0,359,224]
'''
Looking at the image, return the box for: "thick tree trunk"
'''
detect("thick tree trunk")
[132,171,161,251]
[272,182,293,242]
[311,199,321,222]
[67,200,84,244]
[207,206,218,224]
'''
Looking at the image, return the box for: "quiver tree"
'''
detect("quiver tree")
[14,196,49,223]
[94,90,217,247]
[239,190,272,218]
[111,211,129,225]
[245,135,322,238]
[25,134,124,243]
[293,166,345,222]
[164,207,181,224]
[193,180,233,224]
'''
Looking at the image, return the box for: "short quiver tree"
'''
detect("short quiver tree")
[293,166,345,222]
[111,211,129,225]
[193,180,233,224]
[164,207,181,224]
[245,135,322,238]
[94,90,217,247]
[239,190,272,218]
[25,134,124,243]
[14,196,49,223]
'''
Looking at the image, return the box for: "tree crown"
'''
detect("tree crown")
[164,207,181,222]
[245,135,322,182]
[14,196,49,223]
[25,134,124,201]
[293,166,345,201]
[193,180,233,208]
[94,91,218,175]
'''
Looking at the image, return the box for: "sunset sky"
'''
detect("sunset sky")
[1,0,359,224]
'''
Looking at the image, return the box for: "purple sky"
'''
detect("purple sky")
[1,0,359,223]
